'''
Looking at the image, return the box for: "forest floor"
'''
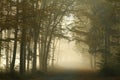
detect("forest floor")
[42,70,120,80]
[0,70,120,80]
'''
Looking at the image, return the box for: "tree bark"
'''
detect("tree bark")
[20,27,26,74]
[10,28,18,72]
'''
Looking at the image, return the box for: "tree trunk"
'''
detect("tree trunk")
[10,28,18,72]
[20,28,26,74]
[90,54,94,69]
[104,26,110,66]
[5,30,10,71]
[93,52,97,69]
[40,36,44,71]
[32,33,38,72]
[19,0,27,74]
[0,31,2,68]
[27,40,31,72]
[38,38,41,70]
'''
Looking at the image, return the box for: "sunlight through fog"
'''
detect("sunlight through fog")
[54,39,91,70]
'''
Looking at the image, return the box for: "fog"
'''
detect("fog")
[53,39,92,70]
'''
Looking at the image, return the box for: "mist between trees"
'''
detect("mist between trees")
[0,0,120,75]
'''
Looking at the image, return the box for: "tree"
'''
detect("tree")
[0,0,76,74]
[10,0,19,73]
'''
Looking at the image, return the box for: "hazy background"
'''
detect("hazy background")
[54,39,91,70]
